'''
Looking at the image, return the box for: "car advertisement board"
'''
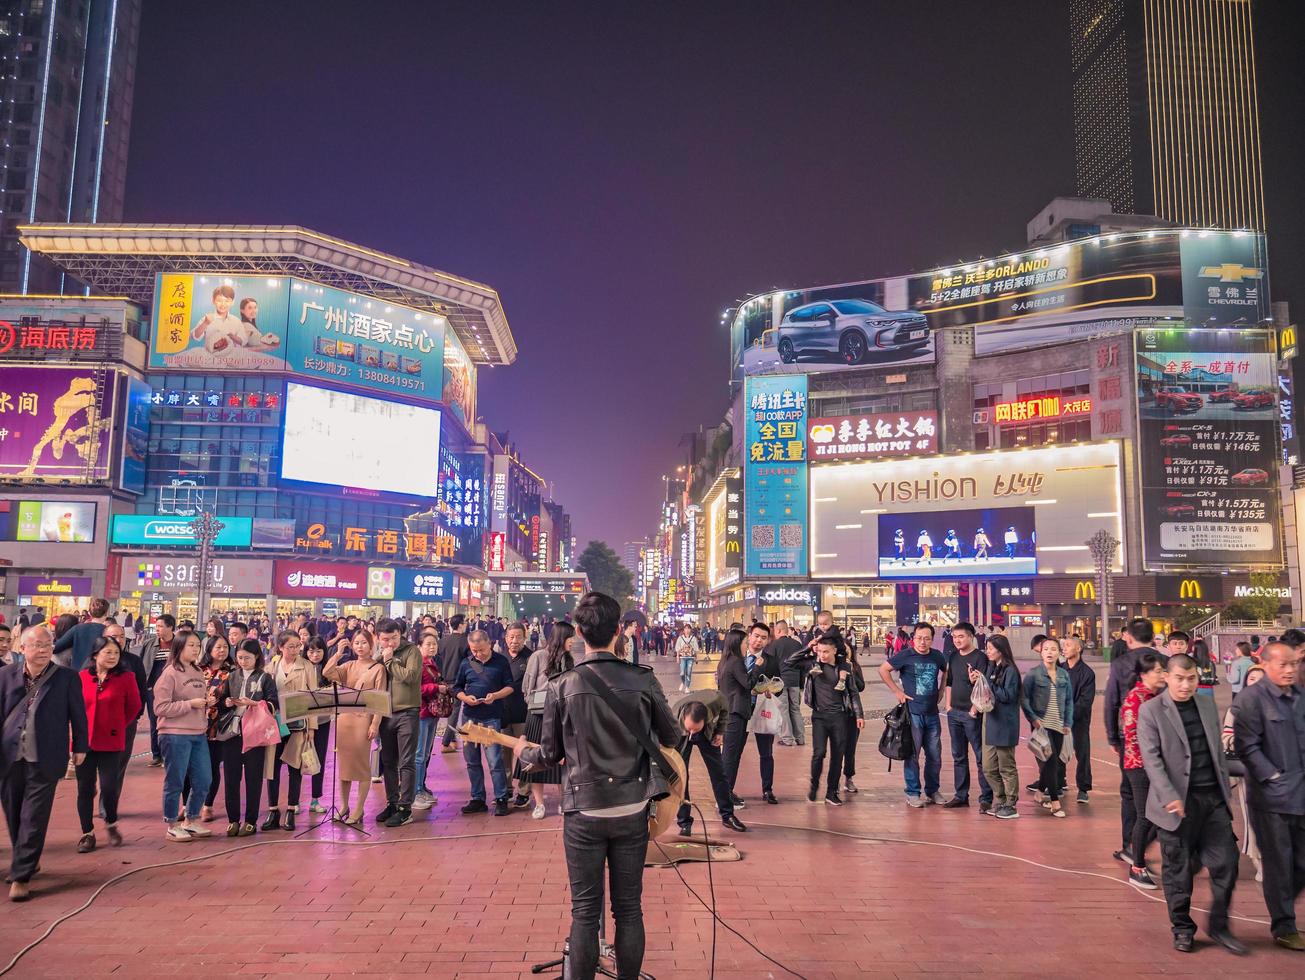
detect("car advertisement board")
[730,230,1269,374]
[808,411,938,460]
[272,560,366,599]
[810,441,1124,580]
[111,514,254,547]
[119,557,273,596]
[119,376,152,495]
[744,375,808,578]
[1135,327,1281,568]
[0,366,116,482]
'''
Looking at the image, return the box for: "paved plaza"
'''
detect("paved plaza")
[1,653,1300,979]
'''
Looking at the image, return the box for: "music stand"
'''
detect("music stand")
[282,685,393,838]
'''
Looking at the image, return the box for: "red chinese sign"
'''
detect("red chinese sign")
[994,395,1093,424]
[808,411,938,459]
[0,320,98,355]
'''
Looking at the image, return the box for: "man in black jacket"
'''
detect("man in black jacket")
[785,635,865,806]
[517,592,678,980]
[437,615,470,751]
[770,621,805,747]
[1063,637,1096,804]
[0,626,89,900]
[744,623,782,805]
[674,689,745,835]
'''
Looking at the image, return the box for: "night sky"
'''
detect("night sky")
[124,1,1305,550]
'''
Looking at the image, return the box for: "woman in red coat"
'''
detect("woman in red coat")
[77,635,142,852]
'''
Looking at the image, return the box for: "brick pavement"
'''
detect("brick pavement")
[0,653,1300,978]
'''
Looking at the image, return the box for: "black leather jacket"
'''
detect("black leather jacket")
[519,651,678,813]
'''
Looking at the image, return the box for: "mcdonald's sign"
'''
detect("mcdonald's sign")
[1156,576,1223,603]
[1282,325,1297,361]
[1179,579,1202,600]
[1074,580,1096,601]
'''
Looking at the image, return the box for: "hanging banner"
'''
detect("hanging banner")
[744,374,808,578]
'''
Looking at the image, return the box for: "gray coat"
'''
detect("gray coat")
[1137,689,1231,832]
[1232,678,1305,815]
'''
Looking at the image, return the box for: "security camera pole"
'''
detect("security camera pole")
[190,511,226,627]
[1087,529,1119,652]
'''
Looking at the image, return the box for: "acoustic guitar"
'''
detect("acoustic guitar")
[457,721,687,839]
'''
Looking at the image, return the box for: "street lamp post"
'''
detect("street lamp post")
[190,512,226,627]
[1087,530,1120,651]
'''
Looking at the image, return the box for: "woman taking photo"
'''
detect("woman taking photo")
[263,631,318,831]
[153,632,214,842]
[76,635,142,851]
[674,624,700,693]
[197,636,234,822]
[517,621,574,819]
[216,640,278,835]
[979,634,1022,820]
[1021,636,1073,819]
[323,630,388,825]
[305,637,332,815]
[1118,651,1167,887]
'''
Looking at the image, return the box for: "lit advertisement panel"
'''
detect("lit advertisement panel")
[1135,327,1281,568]
[810,442,1123,579]
[279,383,441,500]
[151,274,290,371]
[0,367,116,482]
[876,507,1036,579]
[6,501,97,542]
[744,375,808,578]
[119,376,152,495]
[441,328,476,428]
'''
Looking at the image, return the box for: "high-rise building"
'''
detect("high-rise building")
[1070,0,1265,230]
[622,539,647,580]
[0,0,143,293]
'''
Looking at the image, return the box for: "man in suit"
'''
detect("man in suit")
[1137,654,1247,955]
[1233,640,1305,952]
[0,626,89,901]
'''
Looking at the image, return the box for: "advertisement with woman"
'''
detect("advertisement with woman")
[151,274,290,371]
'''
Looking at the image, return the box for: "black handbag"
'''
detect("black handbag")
[214,710,241,742]
[878,701,915,768]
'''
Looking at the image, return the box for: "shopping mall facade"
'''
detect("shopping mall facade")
[650,226,1302,643]
[0,224,574,624]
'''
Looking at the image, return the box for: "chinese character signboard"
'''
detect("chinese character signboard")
[1135,327,1281,569]
[273,560,366,599]
[367,567,454,602]
[151,274,291,371]
[0,317,104,357]
[744,375,808,577]
[487,531,506,572]
[992,396,1092,425]
[0,366,116,482]
[808,411,938,459]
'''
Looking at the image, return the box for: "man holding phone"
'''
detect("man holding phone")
[941,623,992,812]
[451,630,514,816]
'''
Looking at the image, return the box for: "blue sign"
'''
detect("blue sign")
[111,514,253,547]
[119,377,152,495]
[285,281,445,404]
[744,374,808,577]
[394,567,454,601]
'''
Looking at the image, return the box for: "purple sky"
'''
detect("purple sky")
[124,1,1305,549]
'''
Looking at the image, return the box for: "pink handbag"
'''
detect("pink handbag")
[241,700,281,751]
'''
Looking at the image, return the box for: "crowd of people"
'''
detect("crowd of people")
[0,599,1302,961]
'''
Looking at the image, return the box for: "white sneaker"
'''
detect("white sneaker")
[927,792,946,805]
[532,803,546,820]
[166,825,193,842]
[182,822,212,837]
[411,793,435,811]
[905,795,925,808]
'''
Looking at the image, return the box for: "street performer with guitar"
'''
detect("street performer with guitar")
[514,591,679,980]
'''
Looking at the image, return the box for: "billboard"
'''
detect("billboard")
[119,376,151,495]
[731,230,1269,372]
[810,441,1124,579]
[16,575,93,596]
[441,328,476,428]
[272,560,366,599]
[152,274,291,371]
[111,514,254,547]
[808,411,938,460]
[10,500,97,542]
[367,566,455,602]
[744,375,808,578]
[279,382,441,500]
[1135,327,1281,568]
[120,557,273,596]
[0,366,116,482]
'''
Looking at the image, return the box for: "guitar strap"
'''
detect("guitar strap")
[575,663,679,786]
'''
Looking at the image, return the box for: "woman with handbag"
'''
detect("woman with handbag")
[1021,637,1074,819]
[75,635,142,852]
[263,631,318,832]
[216,641,278,836]
[197,636,233,822]
[305,637,333,815]
[980,635,1022,819]
[323,630,388,826]
[413,631,451,810]
[517,622,573,819]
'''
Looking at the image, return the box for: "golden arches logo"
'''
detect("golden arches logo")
[1074,580,1096,601]
[1179,579,1202,600]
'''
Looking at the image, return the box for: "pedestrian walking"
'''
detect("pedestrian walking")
[152,632,213,843]
[74,635,141,853]
[1118,651,1167,886]
[1062,636,1096,804]
[1022,637,1073,818]
[980,635,1022,819]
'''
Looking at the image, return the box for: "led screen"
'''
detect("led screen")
[9,501,97,542]
[876,507,1036,579]
[280,383,440,499]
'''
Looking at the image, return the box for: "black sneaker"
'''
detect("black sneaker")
[493,799,510,816]
[385,807,414,828]
[1128,866,1158,890]
[374,804,398,824]
[730,794,746,809]
[460,799,489,814]
[512,794,531,809]
[824,793,844,807]
[677,825,693,838]
[942,797,969,809]
[1113,848,1135,866]
[807,787,818,803]
[1024,781,1040,793]
[148,757,163,768]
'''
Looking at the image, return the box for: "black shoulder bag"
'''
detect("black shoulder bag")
[576,663,679,787]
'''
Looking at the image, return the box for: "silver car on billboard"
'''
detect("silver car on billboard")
[776,299,930,366]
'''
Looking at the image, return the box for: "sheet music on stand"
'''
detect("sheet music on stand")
[282,686,394,724]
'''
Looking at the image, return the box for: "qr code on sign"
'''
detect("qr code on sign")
[751,525,775,548]
[779,523,804,548]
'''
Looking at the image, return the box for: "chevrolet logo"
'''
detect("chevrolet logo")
[1199,263,1264,284]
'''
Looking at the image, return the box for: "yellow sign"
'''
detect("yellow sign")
[1198,263,1264,284]
[1282,326,1297,360]
[1074,580,1096,601]
[156,274,193,355]
[1179,579,1203,600]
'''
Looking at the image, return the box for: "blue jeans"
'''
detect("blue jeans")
[414,715,438,793]
[462,717,508,802]
[904,711,942,798]
[160,734,211,823]
[947,708,992,804]
[679,657,695,688]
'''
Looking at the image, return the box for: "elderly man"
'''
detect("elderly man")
[1233,640,1305,952]
[1063,637,1096,804]
[0,627,89,901]
[451,629,515,816]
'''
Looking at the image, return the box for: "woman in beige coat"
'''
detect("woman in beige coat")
[323,630,388,825]
[262,631,318,832]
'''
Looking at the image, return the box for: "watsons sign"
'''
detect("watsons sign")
[111,514,253,547]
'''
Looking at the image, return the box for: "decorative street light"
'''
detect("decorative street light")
[1087,529,1120,650]
[190,511,226,627]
